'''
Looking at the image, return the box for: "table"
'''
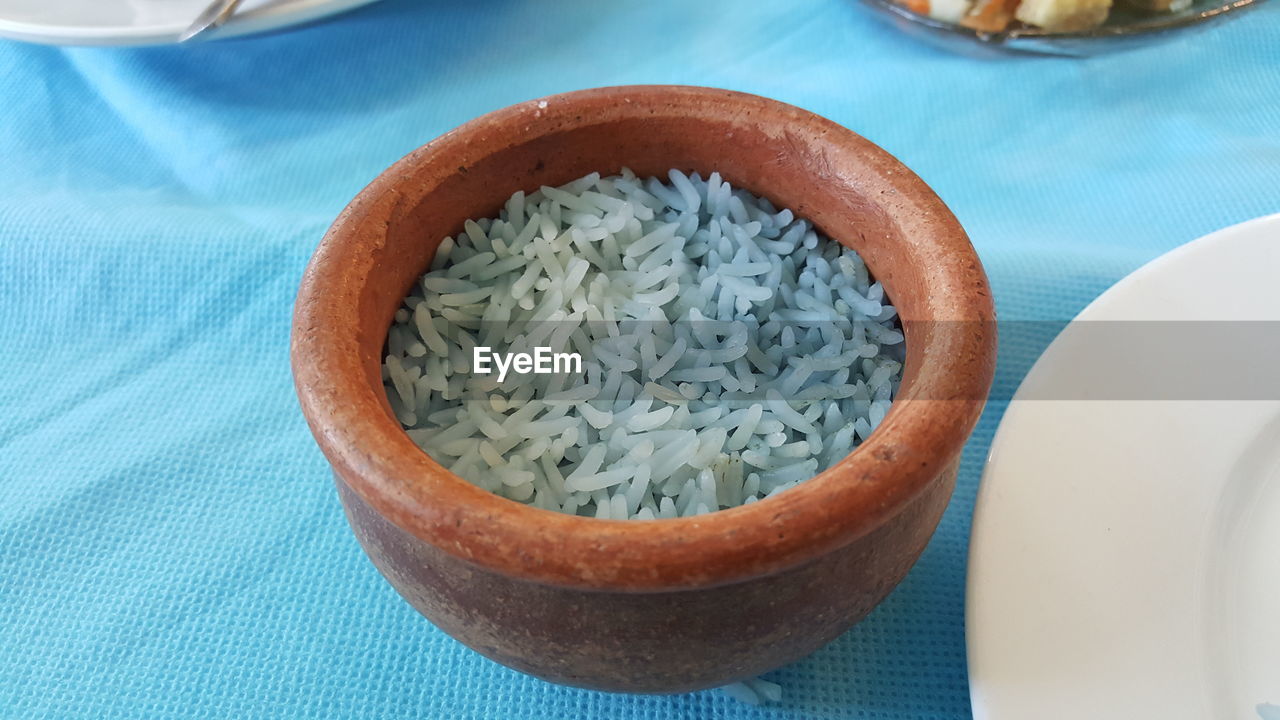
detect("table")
[2,1,1277,717]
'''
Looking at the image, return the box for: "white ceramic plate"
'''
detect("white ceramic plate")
[0,0,379,46]
[968,214,1280,720]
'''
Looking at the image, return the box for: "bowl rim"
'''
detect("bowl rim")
[291,85,996,592]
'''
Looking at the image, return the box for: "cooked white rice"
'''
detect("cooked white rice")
[383,168,904,521]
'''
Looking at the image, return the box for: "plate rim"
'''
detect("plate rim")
[0,0,379,46]
[965,213,1280,720]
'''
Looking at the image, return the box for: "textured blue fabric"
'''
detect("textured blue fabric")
[2,1,1278,717]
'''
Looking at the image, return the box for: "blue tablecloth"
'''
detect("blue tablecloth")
[2,2,1278,717]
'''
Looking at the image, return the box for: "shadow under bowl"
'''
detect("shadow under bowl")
[291,85,996,693]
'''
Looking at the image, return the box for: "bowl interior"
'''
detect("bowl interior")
[362,113,930,404]
[295,86,994,591]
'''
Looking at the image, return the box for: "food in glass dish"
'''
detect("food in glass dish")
[901,0,1192,32]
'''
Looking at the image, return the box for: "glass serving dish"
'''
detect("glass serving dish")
[860,0,1266,55]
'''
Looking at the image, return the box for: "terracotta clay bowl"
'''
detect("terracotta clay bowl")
[291,85,996,694]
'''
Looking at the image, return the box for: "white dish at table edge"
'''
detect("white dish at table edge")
[0,0,379,46]
[967,213,1280,719]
